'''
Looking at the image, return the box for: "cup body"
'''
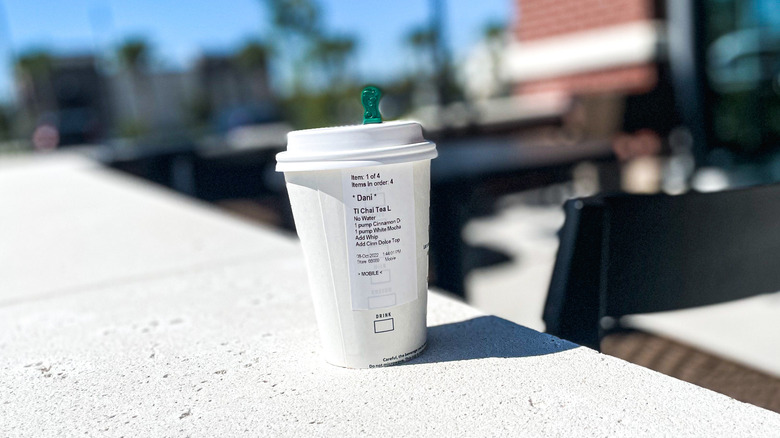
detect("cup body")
[284,159,431,368]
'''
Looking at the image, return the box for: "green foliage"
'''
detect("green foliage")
[309,35,355,66]
[15,51,53,77]
[118,118,147,139]
[0,106,10,140]
[261,0,356,94]
[308,34,357,88]
[404,25,436,50]
[117,38,150,70]
[185,95,213,129]
[381,78,416,117]
[264,0,321,37]
[279,76,429,130]
[400,21,464,106]
[482,20,506,41]
[280,85,362,129]
[236,41,270,69]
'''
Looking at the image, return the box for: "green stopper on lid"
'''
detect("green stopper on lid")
[361,86,382,124]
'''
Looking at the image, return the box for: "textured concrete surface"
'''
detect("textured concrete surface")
[2,155,780,437]
[0,155,295,305]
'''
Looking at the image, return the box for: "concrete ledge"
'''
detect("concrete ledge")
[2,264,778,436]
[0,159,297,305]
[2,155,779,436]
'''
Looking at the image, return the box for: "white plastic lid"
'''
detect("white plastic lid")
[275,120,437,172]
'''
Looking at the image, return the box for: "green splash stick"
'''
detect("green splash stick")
[361,86,382,124]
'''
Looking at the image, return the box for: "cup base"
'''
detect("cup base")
[325,340,428,369]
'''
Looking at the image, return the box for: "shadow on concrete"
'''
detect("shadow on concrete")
[405,316,578,365]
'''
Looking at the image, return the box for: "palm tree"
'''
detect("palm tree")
[0,105,11,140]
[262,0,321,93]
[236,41,270,70]
[483,21,505,42]
[15,51,55,115]
[236,40,273,106]
[404,25,436,78]
[481,21,509,98]
[264,0,320,37]
[117,39,149,71]
[309,35,356,88]
[116,38,151,135]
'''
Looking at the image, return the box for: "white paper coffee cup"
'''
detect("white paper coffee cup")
[276,121,437,368]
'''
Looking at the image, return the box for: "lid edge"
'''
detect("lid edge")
[276,148,437,172]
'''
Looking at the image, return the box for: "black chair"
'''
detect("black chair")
[544,184,780,350]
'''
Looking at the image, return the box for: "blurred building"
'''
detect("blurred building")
[109,69,198,135]
[15,55,109,146]
[14,51,274,146]
[508,0,661,97]
[504,0,780,165]
[451,0,670,146]
[197,54,273,128]
[505,0,667,146]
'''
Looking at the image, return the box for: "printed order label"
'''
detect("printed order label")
[342,164,417,310]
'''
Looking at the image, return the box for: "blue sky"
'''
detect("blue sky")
[0,0,512,103]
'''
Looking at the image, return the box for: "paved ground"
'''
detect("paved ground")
[463,198,563,332]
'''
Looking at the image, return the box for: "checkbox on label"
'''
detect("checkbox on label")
[374,318,394,333]
[370,269,391,284]
[368,293,397,309]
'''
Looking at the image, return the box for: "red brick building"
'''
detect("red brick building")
[503,0,779,166]
[505,0,670,150]
[508,0,662,97]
